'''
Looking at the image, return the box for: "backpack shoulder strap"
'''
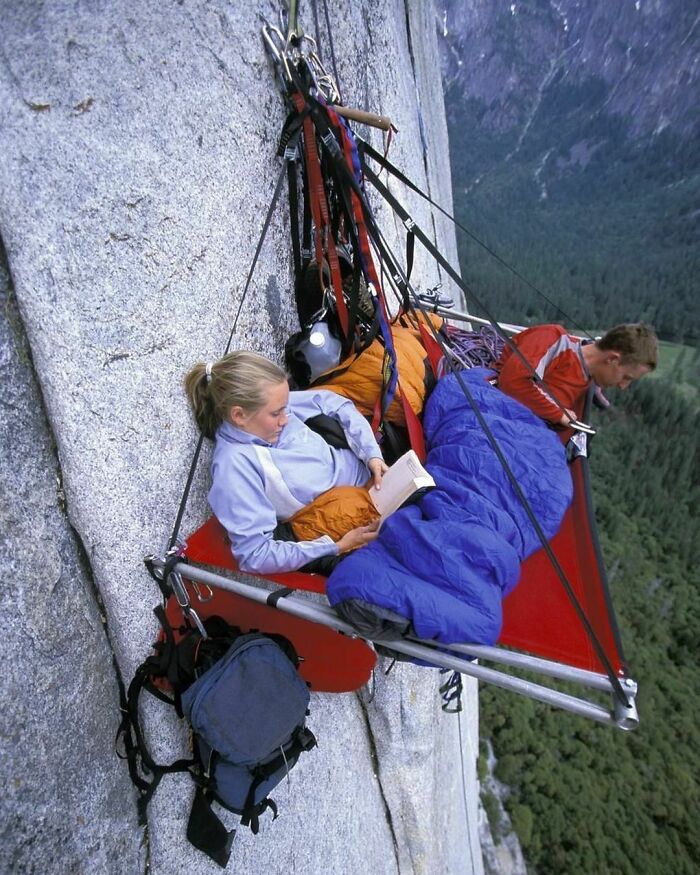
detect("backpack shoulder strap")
[187,787,237,868]
[116,605,196,821]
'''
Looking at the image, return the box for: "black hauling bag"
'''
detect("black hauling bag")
[118,608,316,868]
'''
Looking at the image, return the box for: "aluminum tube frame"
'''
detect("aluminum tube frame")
[437,307,588,342]
[438,307,523,334]
[166,561,638,730]
[420,639,632,695]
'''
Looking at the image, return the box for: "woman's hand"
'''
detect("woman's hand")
[367,457,389,489]
[336,519,381,554]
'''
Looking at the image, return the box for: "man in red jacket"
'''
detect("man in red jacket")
[494,322,658,430]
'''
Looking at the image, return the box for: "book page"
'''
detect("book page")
[368,450,435,518]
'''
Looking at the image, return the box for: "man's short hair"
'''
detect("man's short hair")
[597,323,658,370]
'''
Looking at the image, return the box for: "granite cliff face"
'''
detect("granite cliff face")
[0,2,480,874]
[438,0,699,141]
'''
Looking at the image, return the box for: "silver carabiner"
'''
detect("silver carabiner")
[262,22,292,83]
[192,581,214,603]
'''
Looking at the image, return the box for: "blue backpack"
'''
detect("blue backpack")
[118,608,317,868]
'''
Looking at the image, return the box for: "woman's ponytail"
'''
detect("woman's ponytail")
[183,362,219,439]
[183,352,286,438]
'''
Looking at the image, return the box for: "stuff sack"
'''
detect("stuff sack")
[118,608,316,868]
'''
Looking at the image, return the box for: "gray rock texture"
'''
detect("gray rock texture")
[0,247,144,872]
[0,2,481,873]
[438,0,700,140]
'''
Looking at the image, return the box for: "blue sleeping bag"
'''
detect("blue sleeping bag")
[326,369,573,645]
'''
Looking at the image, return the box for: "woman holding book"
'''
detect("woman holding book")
[184,350,388,575]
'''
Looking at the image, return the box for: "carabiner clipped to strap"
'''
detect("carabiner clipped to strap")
[145,549,208,638]
[170,570,207,638]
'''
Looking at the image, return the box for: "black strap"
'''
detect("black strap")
[287,159,302,284]
[117,664,195,823]
[362,161,580,421]
[354,173,629,705]
[360,138,595,342]
[439,670,463,714]
[240,798,278,836]
[266,587,294,608]
[404,229,415,301]
[187,787,236,869]
[240,726,317,831]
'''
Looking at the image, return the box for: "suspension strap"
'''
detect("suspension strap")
[320,97,425,452]
[286,67,425,454]
[291,90,349,338]
[358,196,628,705]
[361,161,587,428]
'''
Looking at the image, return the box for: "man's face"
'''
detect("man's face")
[592,353,651,390]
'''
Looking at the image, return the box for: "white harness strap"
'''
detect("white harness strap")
[253,445,306,521]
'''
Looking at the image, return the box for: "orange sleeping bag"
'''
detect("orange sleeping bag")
[289,485,378,544]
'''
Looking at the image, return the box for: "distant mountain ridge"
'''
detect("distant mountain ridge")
[437,0,699,142]
[435,0,699,342]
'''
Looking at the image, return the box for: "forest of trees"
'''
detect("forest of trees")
[445,76,699,344]
[443,54,699,875]
[479,374,699,874]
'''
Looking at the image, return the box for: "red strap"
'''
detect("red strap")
[401,388,426,460]
[296,99,427,461]
[293,94,348,335]
[418,321,444,378]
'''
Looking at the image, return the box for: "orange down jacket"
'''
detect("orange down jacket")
[317,314,443,426]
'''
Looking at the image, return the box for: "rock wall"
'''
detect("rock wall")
[437,0,699,140]
[0,2,481,873]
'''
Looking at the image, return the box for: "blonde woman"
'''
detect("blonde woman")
[184,351,387,575]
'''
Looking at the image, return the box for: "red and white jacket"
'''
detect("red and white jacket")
[494,324,591,425]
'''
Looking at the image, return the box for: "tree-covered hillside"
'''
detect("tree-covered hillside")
[438,4,699,867]
[479,371,699,874]
[439,7,699,870]
[445,77,699,343]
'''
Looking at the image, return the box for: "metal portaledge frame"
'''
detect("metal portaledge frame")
[421,640,633,694]
[438,307,523,334]
[157,559,639,731]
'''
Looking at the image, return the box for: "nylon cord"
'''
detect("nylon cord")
[167,164,288,551]
[457,709,478,875]
[360,139,595,342]
[320,0,342,102]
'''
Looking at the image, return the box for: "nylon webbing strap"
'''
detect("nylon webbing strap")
[167,164,288,552]
[320,122,427,453]
[287,67,423,452]
[287,160,302,283]
[291,91,349,337]
[320,99,424,448]
[266,586,294,607]
[361,162,583,427]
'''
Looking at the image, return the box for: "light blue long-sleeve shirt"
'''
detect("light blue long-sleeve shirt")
[209,389,382,574]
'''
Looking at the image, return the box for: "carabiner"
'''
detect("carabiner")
[262,22,292,84]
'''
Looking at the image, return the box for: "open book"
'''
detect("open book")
[368,450,436,519]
